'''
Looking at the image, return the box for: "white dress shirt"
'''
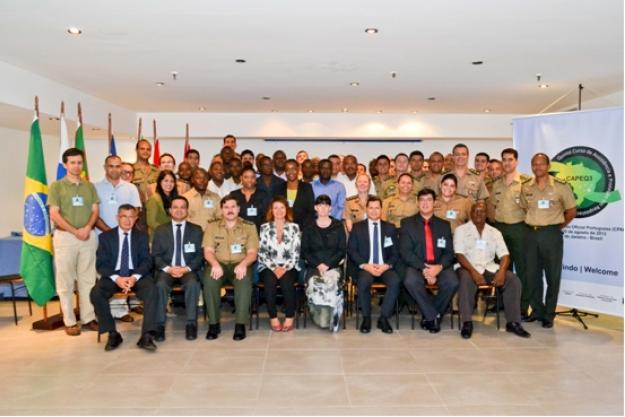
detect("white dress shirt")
[453,221,509,274]
[367,219,385,265]
[110,228,141,282]
[95,179,141,230]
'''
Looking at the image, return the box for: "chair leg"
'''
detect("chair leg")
[10,281,17,325]
[411,303,416,330]
[495,288,501,330]
[355,293,360,330]
[27,296,32,316]
[395,300,400,330]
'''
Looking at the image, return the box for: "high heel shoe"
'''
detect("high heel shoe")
[270,319,283,332]
[282,318,295,332]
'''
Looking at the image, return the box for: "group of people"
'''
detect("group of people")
[47,133,577,352]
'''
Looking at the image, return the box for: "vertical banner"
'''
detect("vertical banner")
[513,107,623,316]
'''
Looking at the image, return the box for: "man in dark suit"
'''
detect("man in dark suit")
[152,196,204,341]
[90,204,157,351]
[348,196,400,334]
[277,159,316,228]
[400,188,459,333]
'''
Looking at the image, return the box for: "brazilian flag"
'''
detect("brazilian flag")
[19,115,55,306]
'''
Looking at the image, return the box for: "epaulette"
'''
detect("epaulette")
[441,169,451,175]
[346,195,359,201]
[521,176,533,184]
[468,168,480,175]
[553,176,567,185]
[241,219,255,226]
[414,172,427,180]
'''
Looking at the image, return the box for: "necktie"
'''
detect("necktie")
[372,222,380,264]
[174,224,182,266]
[424,218,435,263]
[120,232,130,276]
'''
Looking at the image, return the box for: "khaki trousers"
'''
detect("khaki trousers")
[53,230,97,326]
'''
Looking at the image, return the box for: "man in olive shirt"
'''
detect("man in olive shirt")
[521,153,577,328]
[422,152,444,195]
[382,174,419,228]
[48,148,100,336]
[490,148,531,317]
[202,195,259,341]
[373,155,397,200]
[132,139,159,204]
[183,168,221,231]
[449,143,489,201]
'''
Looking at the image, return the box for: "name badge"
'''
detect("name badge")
[446,210,457,219]
[230,244,242,254]
[72,196,84,207]
[184,243,196,253]
[203,199,214,209]
[476,239,487,250]
[247,207,257,217]
[437,237,446,248]
[538,199,550,209]
[383,236,393,248]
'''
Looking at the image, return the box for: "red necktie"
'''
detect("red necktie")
[424,218,435,263]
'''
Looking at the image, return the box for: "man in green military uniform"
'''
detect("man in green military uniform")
[490,148,532,318]
[202,195,259,341]
[373,155,397,200]
[448,143,489,201]
[422,152,445,195]
[132,139,160,204]
[521,153,577,328]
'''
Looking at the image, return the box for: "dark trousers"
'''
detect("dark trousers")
[457,268,522,323]
[90,276,157,335]
[154,270,201,325]
[526,225,563,321]
[356,269,400,318]
[202,262,252,325]
[495,222,529,313]
[260,268,298,319]
[403,267,459,321]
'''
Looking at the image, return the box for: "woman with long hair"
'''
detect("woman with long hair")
[145,170,178,238]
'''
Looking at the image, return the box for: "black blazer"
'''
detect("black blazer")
[348,219,399,268]
[399,214,454,270]
[276,180,315,228]
[301,218,346,270]
[152,221,204,273]
[96,227,152,279]
[257,174,285,198]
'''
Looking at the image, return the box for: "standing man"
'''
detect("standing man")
[312,159,347,220]
[273,150,288,180]
[454,202,531,339]
[348,196,400,334]
[183,168,221,231]
[152,196,204,341]
[337,154,375,197]
[449,143,489,201]
[208,161,236,198]
[230,167,271,232]
[90,204,158,351]
[185,149,201,172]
[301,159,316,183]
[373,155,397,200]
[176,161,193,195]
[408,151,427,195]
[400,188,458,333]
[203,196,259,341]
[521,153,577,328]
[422,152,445,195]
[474,152,490,181]
[240,149,255,169]
[48,148,100,336]
[328,154,342,178]
[226,157,243,190]
[257,156,286,199]
[489,148,531,317]
[223,134,237,150]
[132,139,159,204]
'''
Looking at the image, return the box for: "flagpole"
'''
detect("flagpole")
[34,96,40,118]
[77,102,83,125]
[137,117,142,142]
[108,113,112,151]
[60,101,64,117]
[153,119,157,144]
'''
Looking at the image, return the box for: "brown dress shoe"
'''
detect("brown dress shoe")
[81,320,99,331]
[130,306,144,315]
[117,314,135,323]
[65,324,81,336]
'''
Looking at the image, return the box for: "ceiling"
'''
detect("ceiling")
[0,0,622,114]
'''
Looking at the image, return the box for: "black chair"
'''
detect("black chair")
[0,276,32,325]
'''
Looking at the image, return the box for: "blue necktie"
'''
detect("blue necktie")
[372,222,380,264]
[120,232,130,276]
[174,224,182,266]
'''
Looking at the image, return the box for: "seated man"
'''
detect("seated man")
[90,204,157,351]
[400,188,459,333]
[454,201,531,339]
[202,195,259,341]
[152,196,204,341]
[348,196,400,334]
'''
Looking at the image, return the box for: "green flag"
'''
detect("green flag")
[74,120,89,179]
[20,115,55,306]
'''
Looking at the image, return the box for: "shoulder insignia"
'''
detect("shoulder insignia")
[468,168,480,175]
[553,176,567,185]
[241,219,255,226]
[346,195,358,201]
[519,173,531,182]
[521,176,533,184]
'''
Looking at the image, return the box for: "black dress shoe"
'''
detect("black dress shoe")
[154,325,166,342]
[105,331,123,351]
[460,321,473,339]
[521,314,537,323]
[360,317,371,334]
[506,322,531,338]
[185,323,198,340]
[419,318,427,330]
[425,318,441,334]
[377,317,393,334]
[206,324,220,340]
[136,334,157,352]
[541,319,554,329]
[233,324,246,341]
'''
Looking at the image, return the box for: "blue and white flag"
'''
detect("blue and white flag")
[109,134,117,156]
[55,113,71,180]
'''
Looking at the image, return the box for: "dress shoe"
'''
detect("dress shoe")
[206,324,220,340]
[377,317,393,334]
[541,319,554,329]
[424,318,441,333]
[419,318,427,330]
[360,316,371,334]
[185,323,198,340]
[233,324,246,341]
[154,325,166,342]
[506,322,531,338]
[81,320,99,332]
[117,314,134,323]
[130,305,144,315]
[65,324,81,336]
[521,314,537,323]
[105,331,123,351]
[460,321,473,339]
[136,333,157,352]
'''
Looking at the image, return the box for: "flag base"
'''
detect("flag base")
[32,314,64,331]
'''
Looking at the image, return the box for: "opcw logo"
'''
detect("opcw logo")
[551,146,621,218]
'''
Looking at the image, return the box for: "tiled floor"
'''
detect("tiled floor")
[0,300,622,416]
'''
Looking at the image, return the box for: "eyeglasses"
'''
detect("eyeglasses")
[122,171,133,175]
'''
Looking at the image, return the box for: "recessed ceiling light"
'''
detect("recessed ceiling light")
[270,109,279,113]
[235,59,246,63]
[262,96,271,100]
[538,84,550,89]
[198,106,206,111]
[155,82,165,87]
[472,60,484,65]
[342,108,349,113]
[365,28,379,34]
[307,110,314,113]
[67,27,82,35]
[377,110,383,114]
[484,109,492,113]
[427,97,436,101]
[350,82,360,87]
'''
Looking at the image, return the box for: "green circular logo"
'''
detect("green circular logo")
[551,146,619,218]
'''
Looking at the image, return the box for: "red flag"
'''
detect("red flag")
[183,137,190,159]
[153,137,161,166]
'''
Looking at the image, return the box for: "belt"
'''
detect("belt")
[528,224,559,231]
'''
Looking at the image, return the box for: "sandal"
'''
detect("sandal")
[270,318,283,332]
[282,318,295,332]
